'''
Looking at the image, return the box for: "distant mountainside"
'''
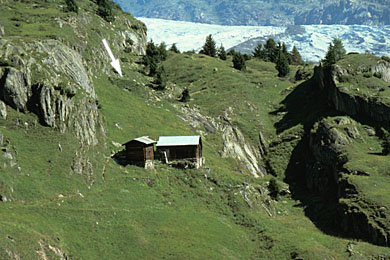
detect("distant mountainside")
[114,0,390,26]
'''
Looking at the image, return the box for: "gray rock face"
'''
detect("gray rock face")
[0,39,103,146]
[180,106,266,177]
[314,64,390,123]
[311,66,390,246]
[307,117,353,193]
[0,67,30,112]
[0,23,4,37]
[39,84,56,127]
[121,30,147,56]
[37,40,95,98]
[372,60,390,83]
[0,100,6,119]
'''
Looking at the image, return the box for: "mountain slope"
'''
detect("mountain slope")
[114,0,390,26]
[1,0,390,259]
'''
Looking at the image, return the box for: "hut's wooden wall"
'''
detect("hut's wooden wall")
[125,142,154,161]
[157,145,201,161]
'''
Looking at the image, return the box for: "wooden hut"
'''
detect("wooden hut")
[156,136,203,168]
[122,136,156,164]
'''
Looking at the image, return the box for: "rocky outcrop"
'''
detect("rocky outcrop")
[0,39,103,145]
[0,1,148,181]
[220,123,265,178]
[314,62,390,124]
[307,58,390,246]
[307,116,390,246]
[0,23,4,37]
[0,67,30,112]
[35,39,96,98]
[0,100,7,119]
[371,60,390,83]
[179,106,267,177]
[306,117,356,193]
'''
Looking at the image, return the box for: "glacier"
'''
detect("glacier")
[139,17,390,62]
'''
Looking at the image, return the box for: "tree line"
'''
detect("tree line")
[65,0,118,22]
[141,35,346,102]
[199,34,304,77]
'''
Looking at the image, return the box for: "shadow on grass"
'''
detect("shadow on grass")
[111,150,147,168]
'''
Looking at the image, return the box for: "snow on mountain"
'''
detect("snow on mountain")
[139,17,390,62]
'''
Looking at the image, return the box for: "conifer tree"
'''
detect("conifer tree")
[324,38,346,67]
[332,38,346,61]
[158,42,168,61]
[227,49,236,56]
[143,41,160,76]
[268,178,280,200]
[291,46,303,65]
[264,38,278,62]
[155,65,167,90]
[381,128,390,155]
[282,42,292,64]
[324,43,337,67]
[218,45,227,60]
[97,0,114,22]
[65,0,78,13]
[233,52,246,71]
[169,43,180,53]
[275,52,290,77]
[180,88,190,102]
[252,43,264,59]
[201,34,217,57]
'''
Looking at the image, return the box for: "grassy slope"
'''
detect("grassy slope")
[337,54,390,105]
[0,1,390,259]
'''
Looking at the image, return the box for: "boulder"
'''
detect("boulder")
[372,60,390,82]
[0,67,30,112]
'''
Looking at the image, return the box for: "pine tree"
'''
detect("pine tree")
[252,43,264,59]
[227,49,236,56]
[169,43,180,53]
[323,38,346,67]
[323,43,337,67]
[180,88,190,102]
[275,52,290,77]
[233,52,246,71]
[381,128,390,155]
[201,34,217,57]
[155,65,167,90]
[332,38,346,61]
[268,178,280,200]
[264,38,278,62]
[97,0,114,22]
[291,46,303,65]
[218,45,227,60]
[65,0,78,13]
[143,41,160,76]
[158,42,168,61]
[282,42,292,64]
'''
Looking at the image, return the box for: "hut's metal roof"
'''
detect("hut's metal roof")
[156,136,201,147]
[123,136,156,146]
